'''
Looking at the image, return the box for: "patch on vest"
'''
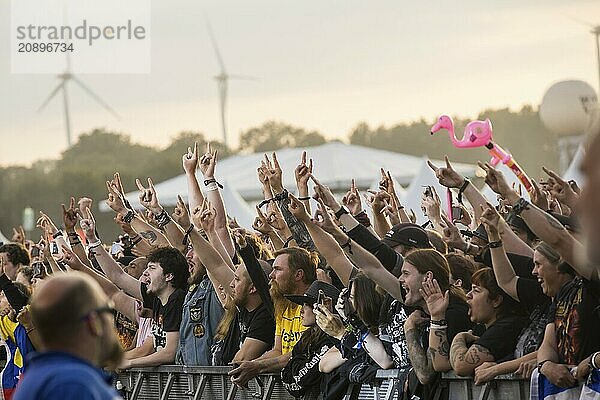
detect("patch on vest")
[190,305,203,322]
[193,324,205,338]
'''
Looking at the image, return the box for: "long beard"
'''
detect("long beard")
[270,280,294,318]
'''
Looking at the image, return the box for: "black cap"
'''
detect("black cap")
[381,223,432,249]
[285,280,341,306]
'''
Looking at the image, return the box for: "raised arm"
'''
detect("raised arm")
[62,197,91,267]
[79,207,143,300]
[182,142,205,212]
[198,143,235,257]
[294,151,313,215]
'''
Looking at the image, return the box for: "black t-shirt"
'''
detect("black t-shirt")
[474,316,529,362]
[514,278,552,357]
[550,277,600,365]
[141,284,186,351]
[217,302,275,365]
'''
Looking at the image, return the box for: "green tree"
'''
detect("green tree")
[239,120,326,152]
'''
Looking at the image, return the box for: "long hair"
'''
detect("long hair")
[445,253,476,293]
[351,272,383,333]
[214,295,236,341]
[405,249,467,303]
[294,325,330,355]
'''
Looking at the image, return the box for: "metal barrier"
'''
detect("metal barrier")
[115,367,530,400]
[115,366,404,400]
[442,372,530,400]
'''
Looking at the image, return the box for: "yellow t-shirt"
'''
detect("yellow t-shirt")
[275,304,307,355]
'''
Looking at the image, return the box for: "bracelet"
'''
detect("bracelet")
[354,211,372,228]
[131,236,142,246]
[52,231,63,239]
[334,206,349,219]
[26,327,36,334]
[154,209,172,228]
[258,198,273,208]
[87,239,102,249]
[591,352,600,370]
[182,224,195,246]
[203,179,224,189]
[538,359,552,373]
[273,190,288,202]
[488,240,503,248]
[511,198,531,216]
[283,236,294,248]
[430,319,447,326]
[430,325,448,330]
[123,210,135,224]
[205,182,219,191]
[297,196,311,201]
[457,178,470,204]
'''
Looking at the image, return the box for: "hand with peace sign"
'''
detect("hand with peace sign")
[427,156,466,189]
[294,150,313,189]
[136,177,163,215]
[11,226,26,245]
[182,141,199,174]
[62,196,81,231]
[199,142,218,179]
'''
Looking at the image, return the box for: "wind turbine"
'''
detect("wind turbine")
[569,16,600,93]
[206,21,256,148]
[37,54,120,147]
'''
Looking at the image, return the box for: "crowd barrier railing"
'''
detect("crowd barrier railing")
[114,366,530,400]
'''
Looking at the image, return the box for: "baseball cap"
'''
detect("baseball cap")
[381,223,432,249]
[285,280,341,306]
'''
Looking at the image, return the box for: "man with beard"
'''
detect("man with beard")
[14,272,123,400]
[78,208,189,368]
[229,247,317,386]
[175,245,223,365]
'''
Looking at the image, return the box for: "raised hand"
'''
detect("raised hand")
[342,179,362,215]
[182,141,199,174]
[421,189,442,220]
[106,181,127,214]
[77,197,93,217]
[79,207,98,242]
[427,156,465,188]
[136,177,162,214]
[36,212,58,236]
[172,195,192,229]
[252,206,273,235]
[419,276,449,320]
[295,151,313,188]
[191,199,216,233]
[477,162,513,198]
[542,166,578,206]
[479,203,501,240]
[59,244,84,270]
[365,189,391,214]
[312,198,339,234]
[11,226,26,245]
[257,165,270,187]
[199,143,218,179]
[379,168,396,194]
[287,193,310,222]
[441,214,467,251]
[263,153,284,193]
[310,175,341,211]
[114,213,136,236]
[266,205,288,231]
[62,197,80,231]
[232,228,248,248]
[314,303,346,339]
[530,179,550,210]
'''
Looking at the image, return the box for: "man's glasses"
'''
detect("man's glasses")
[80,302,117,322]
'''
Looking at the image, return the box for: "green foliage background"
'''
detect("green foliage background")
[0,107,558,241]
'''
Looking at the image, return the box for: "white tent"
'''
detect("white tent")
[0,229,8,244]
[563,143,585,185]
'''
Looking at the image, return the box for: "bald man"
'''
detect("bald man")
[14,272,123,400]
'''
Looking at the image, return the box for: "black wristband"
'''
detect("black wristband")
[123,210,135,224]
[340,238,353,254]
[430,319,447,326]
[155,209,172,228]
[258,198,273,208]
[204,178,224,189]
[511,198,531,216]
[297,196,311,201]
[273,190,288,202]
[52,231,63,239]
[334,206,349,219]
[457,178,470,204]
[488,240,503,248]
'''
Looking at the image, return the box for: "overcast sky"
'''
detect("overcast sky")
[1,0,599,166]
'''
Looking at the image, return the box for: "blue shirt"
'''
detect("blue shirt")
[176,275,223,366]
[13,352,121,400]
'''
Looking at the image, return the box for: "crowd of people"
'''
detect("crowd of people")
[2,114,600,400]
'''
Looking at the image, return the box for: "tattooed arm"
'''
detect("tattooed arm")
[128,215,171,249]
[429,327,452,372]
[405,327,437,384]
[449,332,494,376]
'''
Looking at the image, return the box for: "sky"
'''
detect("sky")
[0,0,599,166]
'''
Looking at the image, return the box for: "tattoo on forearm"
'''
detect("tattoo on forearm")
[543,212,566,231]
[140,231,158,243]
[406,328,435,382]
[435,330,450,357]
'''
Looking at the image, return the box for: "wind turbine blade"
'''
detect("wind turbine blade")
[227,74,259,81]
[72,77,120,119]
[567,15,597,28]
[37,82,64,113]
[206,20,226,73]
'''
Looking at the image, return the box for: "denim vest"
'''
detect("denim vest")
[176,276,224,366]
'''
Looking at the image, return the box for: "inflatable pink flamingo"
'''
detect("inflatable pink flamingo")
[430,115,533,194]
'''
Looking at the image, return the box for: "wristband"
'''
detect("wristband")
[52,231,63,239]
[488,240,503,248]
[354,211,371,228]
[131,236,142,246]
[273,190,288,202]
[205,182,219,191]
[203,178,223,189]
[334,206,349,219]
[430,319,447,326]
[340,238,353,255]
[538,359,552,373]
[123,210,135,224]
[258,198,273,208]
[591,352,600,370]
[283,236,294,248]
[430,325,448,330]
[87,239,102,249]
[511,198,531,216]
[154,209,172,228]
[297,196,311,201]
